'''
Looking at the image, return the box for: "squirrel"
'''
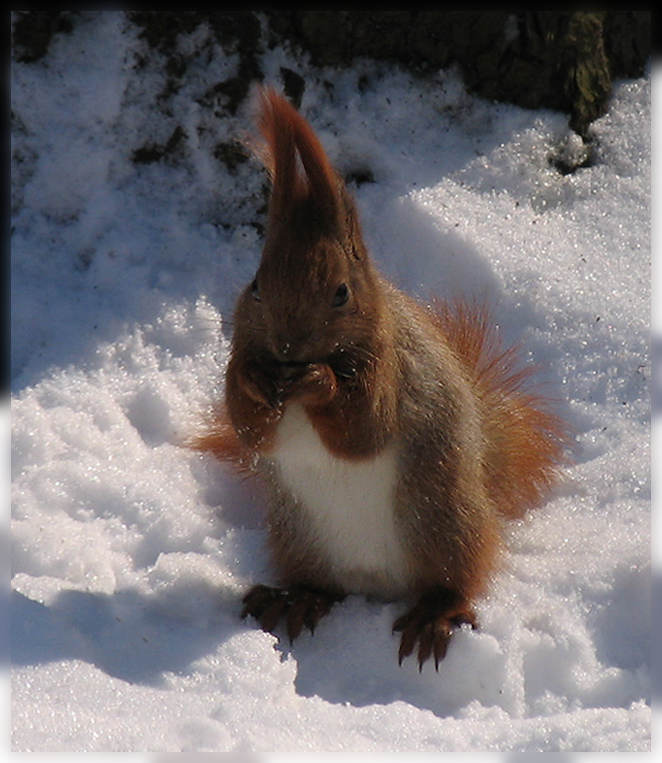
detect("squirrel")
[196,88,569,669]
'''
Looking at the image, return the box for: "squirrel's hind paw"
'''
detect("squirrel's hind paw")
[393,588,477,670]
[241,584,343,643]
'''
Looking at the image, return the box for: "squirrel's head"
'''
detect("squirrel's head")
[235,88,385,368]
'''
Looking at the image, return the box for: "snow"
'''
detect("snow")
[10,12,651,753]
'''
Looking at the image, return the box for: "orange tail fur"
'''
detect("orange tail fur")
[434,299,570,519]
[191,410,252,475]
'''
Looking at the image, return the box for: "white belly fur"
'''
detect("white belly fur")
[268,403,410,598]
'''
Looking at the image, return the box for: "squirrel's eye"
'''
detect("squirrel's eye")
[250,277,261,302]
[332,282,350,307]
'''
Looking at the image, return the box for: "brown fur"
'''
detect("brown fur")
[194,88,570,667]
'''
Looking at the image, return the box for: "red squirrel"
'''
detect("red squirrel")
[197,88,569,669]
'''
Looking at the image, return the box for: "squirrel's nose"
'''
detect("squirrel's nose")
[272,331,313,363]
[277,340,292,360]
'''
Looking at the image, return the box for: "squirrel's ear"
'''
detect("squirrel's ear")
[257,87,341,233]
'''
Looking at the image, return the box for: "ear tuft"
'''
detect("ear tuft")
[257,87,340,230]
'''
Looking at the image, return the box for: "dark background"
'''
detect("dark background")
[12,11,651,137]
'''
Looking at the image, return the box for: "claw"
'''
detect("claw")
[285,595,308,643]
[417,623,434,672]
[393,613,417,666]
[260,597,289,634]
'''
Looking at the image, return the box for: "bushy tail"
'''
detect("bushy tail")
[189,409,252,475]
[434,300,571,519]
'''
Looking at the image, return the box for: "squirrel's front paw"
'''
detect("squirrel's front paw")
[241,584,343,643]
[393,588,477,670]
[241,359,285,409]
[282,363,338,407]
